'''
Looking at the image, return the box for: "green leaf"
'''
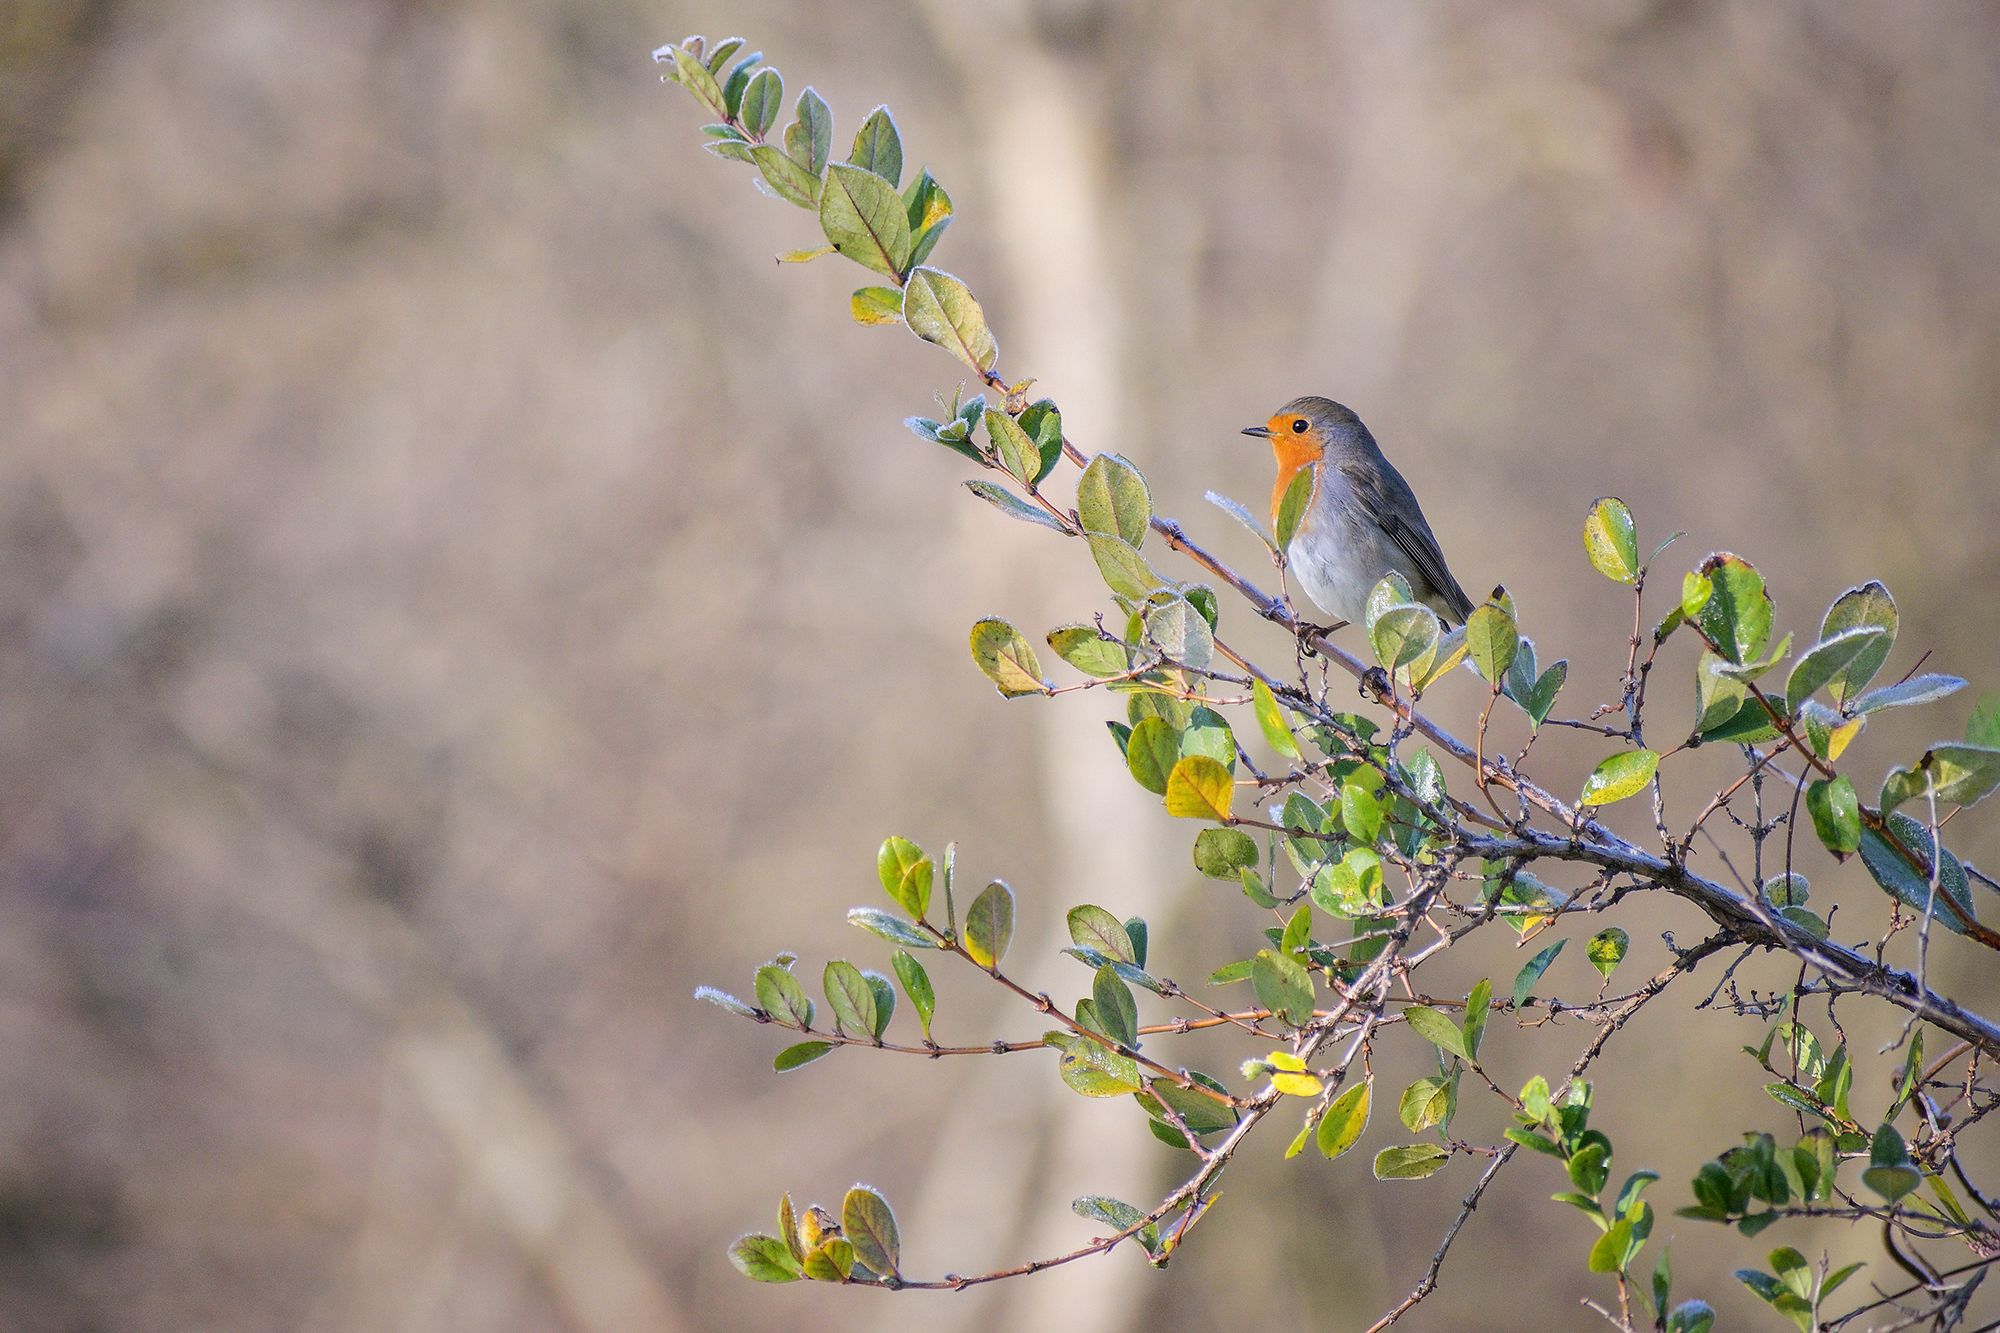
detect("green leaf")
[847,106,903,186]
[666,45,727,116]
[1092,965,1138,1048]
[1398,1076,1455,1133]
[842,1185,901,1276]
[1785,626,1890,709]
[1587,927,1630,980]
[1179,712,1236,783]
[1588,1219,1635,1274]
[1274,468,1315,550]
[1340,777,1385,844]
[1016,398,1063,484]
[1525,661,1568,727]
[749,144,821,208]
[1251,949,1314,1026]
[964,881,1016,967]
[730,1232,804,1282]
[1146,596,1214,672]
[1371,604,1441,677]
[1404,1006,1470,1061]
[902,266,997,371]
[892,950,935,1040]
[1695,651,1750,732]
[1857,812,1976,935]
[1054,1034,1143,1097]
[1076,454,1152,546]
[1695,553,1772,665]
[1681,570,1712,618]
[1164,755,1234,821]
[1512,939,1566,1007]
[1138,1076,1238,1136]
[849,285,903,325]
[801,1237,855,1282]
[1819,581,1897,705]
[984,406,1042,485]
[1761,873,1809,908]
[877,836,933,919]
[1463,978,1492,1060]
[1252,678,1302,759]
[1925,742,2000,806]
[1862,1125,1921,1203]
[818,163,911,278]
[1193,827,1259,879]
[695,985,758,1017]
[1583,497,1639,583]
[1046,624,1127,676]
[784,87,832,175]
[1317,1079,1373,1159]
[1086,534,1164,600]
[847,907,936,949]
[739,67,783,138]
[754,963,814,1028]
[1072,1184,1168,1248]
[1465,602,1519,684]
[1067,905,1136,964]
[901,171,953,271]
[1373,1144,1449,1180]
[773,1040,834,1072]
[1071,1195,1160,1256]
[1580,750,1658,806]
[964,480,1066,531]
[823,960,878,1038]
[968,618,1047,697]
[1125,716,1181,795]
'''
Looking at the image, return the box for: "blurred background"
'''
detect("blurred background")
[4,1,1998,1329]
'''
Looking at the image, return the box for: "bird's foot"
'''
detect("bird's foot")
[1359,666,1392,702]
[1294,619,1347,657]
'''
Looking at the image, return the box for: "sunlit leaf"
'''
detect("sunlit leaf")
[1583,497,1639,583]
[1317,1079,1372,1159]
[1587,927,1629,979]
[731,1232,804,1282]
[1251,949,1314,1026]
[1373,1144,1449,1180]
[902,266,997,370]
[847,106,903,186]
[1077,453,1152,546]
[819,163,911,278]
[1187,830,1257,884]
[1818,581,1897,706]
[842,1185,901,1276]
[967,618,1047,697]
[964,881,1016,967]
[1581,750,1658,806]
[1164,755,1234,821]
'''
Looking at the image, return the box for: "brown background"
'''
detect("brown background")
[4,1,1998,1329]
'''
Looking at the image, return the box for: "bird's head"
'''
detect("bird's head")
[1243,397,1373,527]
[1240,395,1370,464]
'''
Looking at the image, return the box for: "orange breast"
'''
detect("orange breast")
[1268,437,1323,533]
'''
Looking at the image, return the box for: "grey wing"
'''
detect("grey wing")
[1340,459,1475,623]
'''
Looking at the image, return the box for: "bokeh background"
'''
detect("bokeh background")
[4,1,1998,1329]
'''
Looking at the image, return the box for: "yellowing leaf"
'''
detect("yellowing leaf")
[1580,749,1658,806]
[968,618,1046,697]
[1164,755,1234,821]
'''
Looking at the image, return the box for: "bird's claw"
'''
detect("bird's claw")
[1294,620,1343,657]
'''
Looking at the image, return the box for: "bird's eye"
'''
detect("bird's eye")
[1290,418,1309,434]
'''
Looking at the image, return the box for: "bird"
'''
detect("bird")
[1242,396,1474,631]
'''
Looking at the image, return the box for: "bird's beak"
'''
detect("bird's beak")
[1240,425,1274,439]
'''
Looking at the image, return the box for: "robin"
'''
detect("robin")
[1242,396,1474,632]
